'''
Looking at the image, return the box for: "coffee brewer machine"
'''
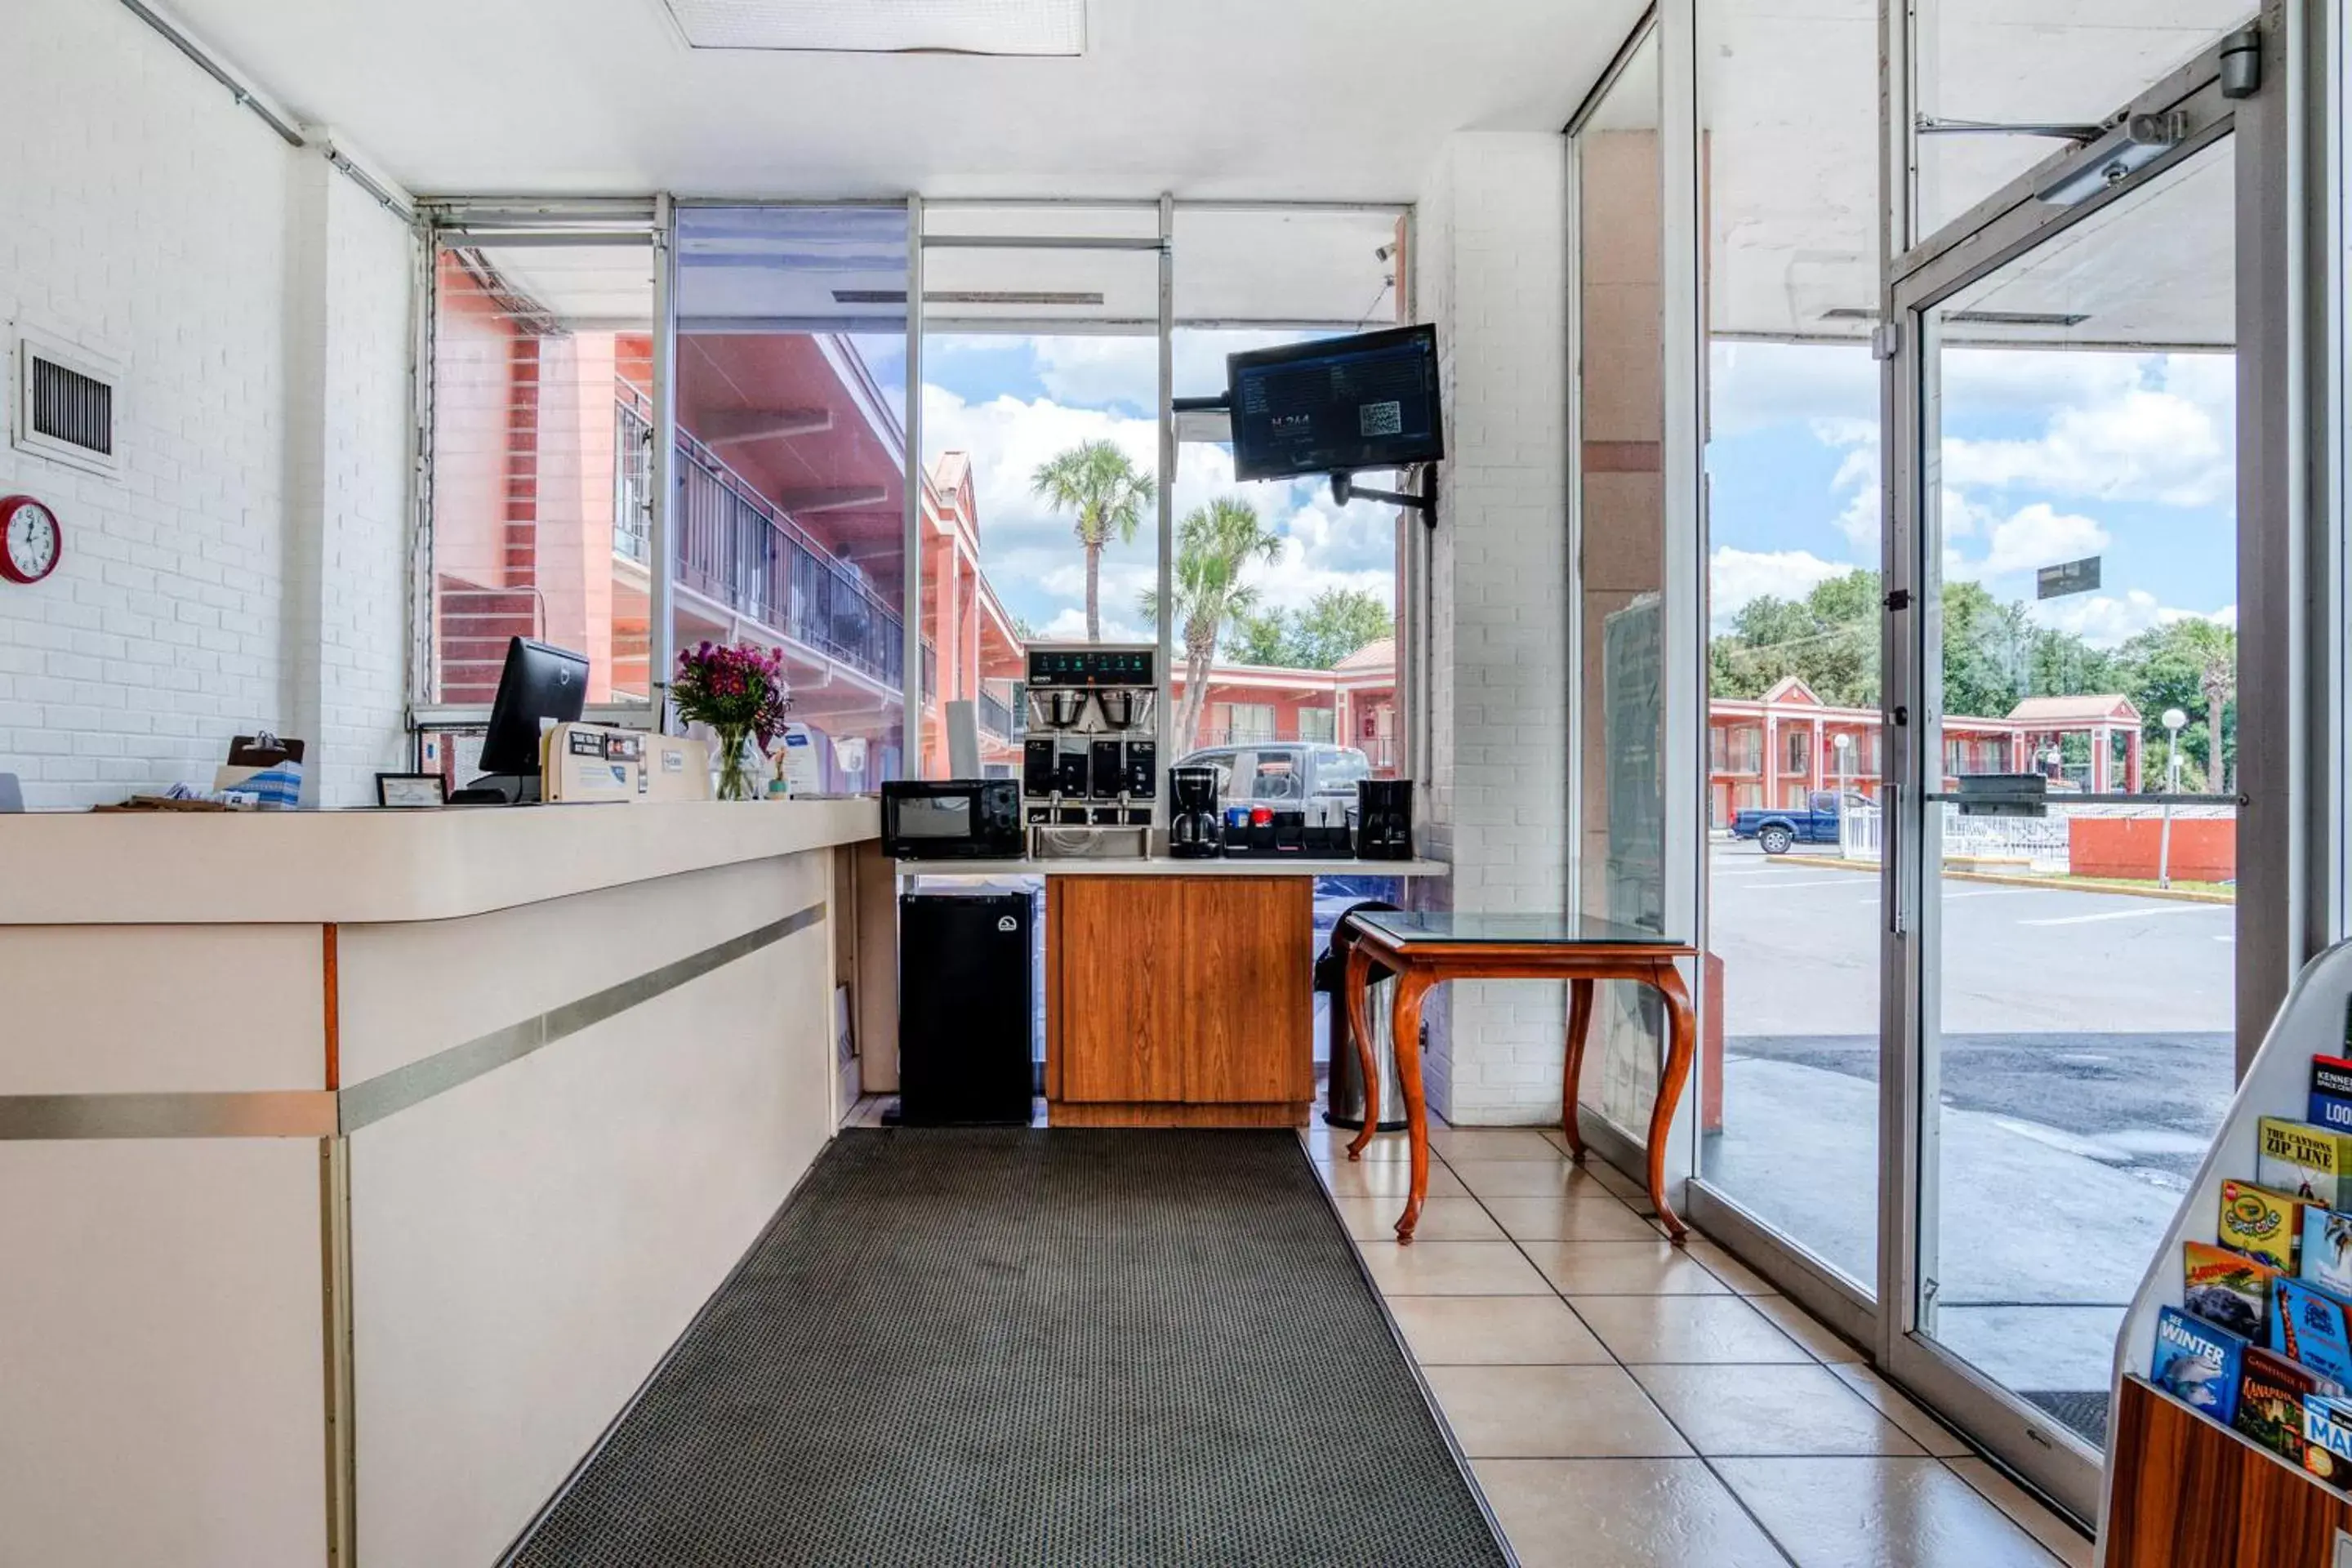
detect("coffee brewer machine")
[1168,766,1222,858]
[1021,644,1157,858]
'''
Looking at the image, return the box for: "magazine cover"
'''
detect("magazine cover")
[2221,1179,2313,1273]
[2314,1054,2352,1133]
[2274,1277,2352,1384]
[2151,1305,2243,1424]
[2261,1117,2352,1209]
[2185,1241,2276,1339]
[2306,1209,2352,1298]
[2307,1395,2352,1491]
[2237,1346,2332,1460]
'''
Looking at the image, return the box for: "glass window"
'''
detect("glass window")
[674,206,911,790]
[1225,702,1276,744]
[1167,207,1410,791]
[426,234,657,710]
[1249,751,1303,800]
[1697,0,1884,1289]
[916,221,1160,780]
[1912,3,2251,237]
[1575,29,1669,1139]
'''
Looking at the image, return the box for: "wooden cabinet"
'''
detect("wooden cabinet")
[1045,875,1314,1126]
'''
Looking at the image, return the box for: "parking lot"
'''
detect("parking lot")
[1702,840,2235,1426]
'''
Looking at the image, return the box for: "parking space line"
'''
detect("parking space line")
[2020,906,2216,927]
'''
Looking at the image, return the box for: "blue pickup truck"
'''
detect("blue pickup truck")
[1730,791,1869,855]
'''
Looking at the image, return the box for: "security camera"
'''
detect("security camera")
[1374,242,1397,263]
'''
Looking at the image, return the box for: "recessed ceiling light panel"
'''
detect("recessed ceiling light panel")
[660,0,1085,56]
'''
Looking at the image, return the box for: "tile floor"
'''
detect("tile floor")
[1307,1117,2097,1568]
[841,1098,2096,1567]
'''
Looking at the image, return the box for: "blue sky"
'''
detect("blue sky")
[877,331,2234,657]
[1708,341,2238,648]
[910,332,1401,644]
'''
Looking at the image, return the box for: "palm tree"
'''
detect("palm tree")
[1030,440,1156,642]
[1142,498,1284,756]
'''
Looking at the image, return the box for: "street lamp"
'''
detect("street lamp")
[1833,733,1855,856]
[2159,707,2188,889]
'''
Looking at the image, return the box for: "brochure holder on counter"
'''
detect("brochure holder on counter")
[2102,937,2352,1566]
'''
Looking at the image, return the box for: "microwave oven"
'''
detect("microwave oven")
[881,779,1023,860]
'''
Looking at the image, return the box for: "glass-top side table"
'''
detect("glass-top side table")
[1334,909,1699,1244]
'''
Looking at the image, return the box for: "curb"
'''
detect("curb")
[1769,854,2235,906]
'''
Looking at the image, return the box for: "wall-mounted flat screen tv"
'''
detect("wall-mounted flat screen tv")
[1227,324,1444,483]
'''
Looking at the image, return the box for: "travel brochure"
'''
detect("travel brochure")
[2154,1027,2352,1490]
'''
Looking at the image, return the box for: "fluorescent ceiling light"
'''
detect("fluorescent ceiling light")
[661,0,1085,56]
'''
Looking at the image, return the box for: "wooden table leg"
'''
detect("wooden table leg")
[1560,978,1594,1163]
[1391,969,1436,1245]
[1646,960,1696,1244]
[1342,942,1380,1161]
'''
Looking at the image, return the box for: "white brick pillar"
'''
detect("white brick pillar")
[1411,132,1572,1125]
[279,143,416,807]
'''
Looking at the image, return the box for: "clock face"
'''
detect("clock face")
[1,497,60,584]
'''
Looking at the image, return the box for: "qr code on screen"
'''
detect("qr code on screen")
[1359,401,1403,438]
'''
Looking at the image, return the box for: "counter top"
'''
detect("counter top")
[896,856,1450,879]
[0,798,880,925]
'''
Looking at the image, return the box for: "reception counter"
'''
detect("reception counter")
[0,800,883,1568]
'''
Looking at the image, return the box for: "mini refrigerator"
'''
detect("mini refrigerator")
[898,891,1034,1125]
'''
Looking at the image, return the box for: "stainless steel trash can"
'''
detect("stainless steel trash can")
[1325,975,1406,1132]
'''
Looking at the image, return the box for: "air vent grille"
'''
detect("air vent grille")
[13,331,122,477]
[30,357,113,457]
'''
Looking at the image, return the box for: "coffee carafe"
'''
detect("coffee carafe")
[1356,778,1414,861]
[1168,767,1223,859]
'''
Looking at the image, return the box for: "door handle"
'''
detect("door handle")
[1885,782,1906,938]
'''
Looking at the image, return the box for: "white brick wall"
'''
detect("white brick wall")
[0,0,412,809]
[1414,132,1574,1125]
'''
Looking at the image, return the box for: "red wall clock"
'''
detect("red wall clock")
[0,494,61,585]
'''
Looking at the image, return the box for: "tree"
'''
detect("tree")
[1140,498,1283,756]
[2110,617,2236,789]
[1285,588,1394,670]
[1030,440,1156,641]
[1707,569,1880,707]
[1224,608,1291,666]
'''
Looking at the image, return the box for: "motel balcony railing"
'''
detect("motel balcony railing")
[978,688,1015,740]
[616,390,906,690]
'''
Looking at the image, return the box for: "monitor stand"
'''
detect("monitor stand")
[448,773,543,806]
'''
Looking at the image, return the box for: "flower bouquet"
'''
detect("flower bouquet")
[673,641,791,801]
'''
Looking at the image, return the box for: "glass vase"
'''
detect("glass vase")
[714,725,759,802]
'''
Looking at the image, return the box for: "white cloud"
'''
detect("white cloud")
[1940,351,2233,508]
[920,375,1401,637]
[1975,502,2110,580]
[1708,341,1878,438]
[1819,429,1881,554]
[1709,546,1854,630]
[1032,329,1302,407]
[1039,605,1149,643]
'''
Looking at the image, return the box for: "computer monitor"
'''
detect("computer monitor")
[1227,323,1444,483]
[465,637,589,802]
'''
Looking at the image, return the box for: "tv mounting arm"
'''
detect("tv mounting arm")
[1331,467,1437,526]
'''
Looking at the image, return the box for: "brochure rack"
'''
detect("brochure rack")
[2101,938,2352,1566]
